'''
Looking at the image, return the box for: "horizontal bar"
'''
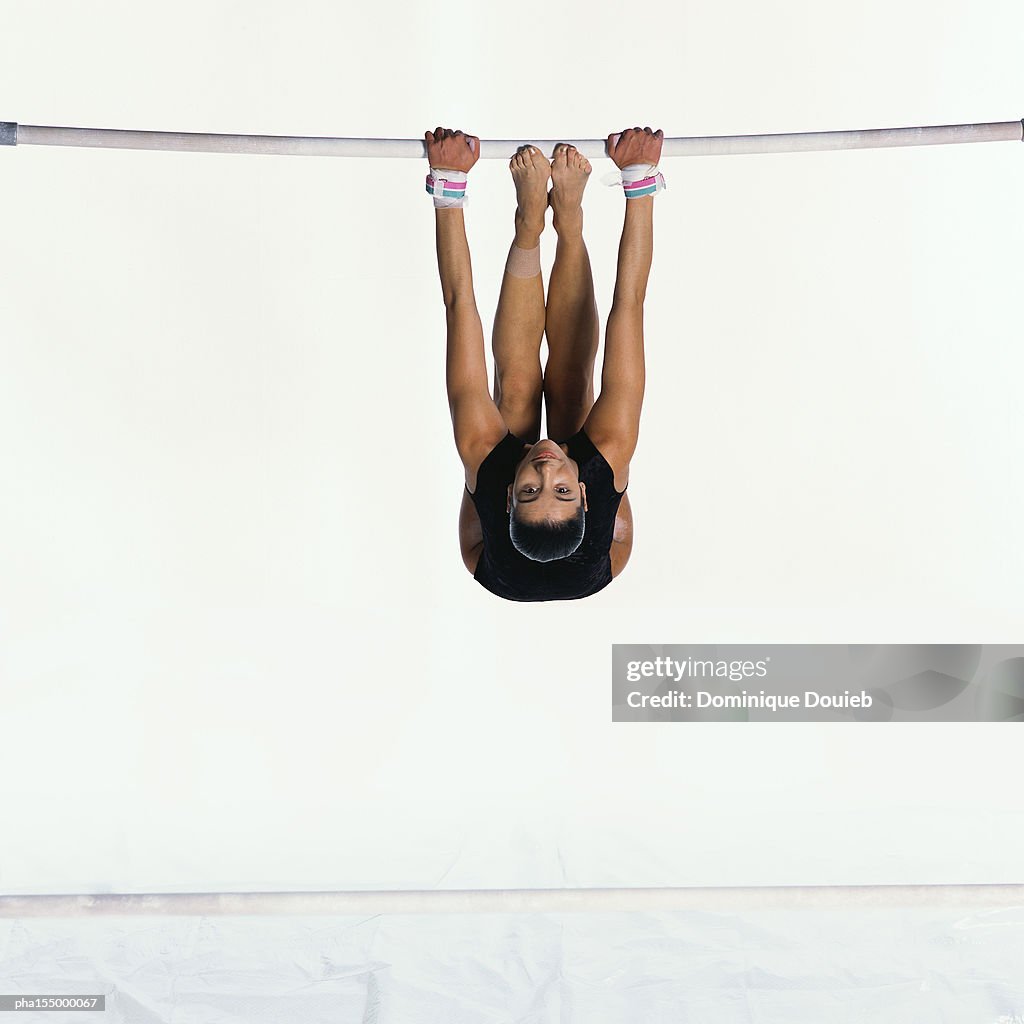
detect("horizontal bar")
[1,883,1022,917]
[1,120,1021,159]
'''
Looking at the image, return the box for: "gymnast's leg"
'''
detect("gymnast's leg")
[543,144,600,442]
[490,146,551,443]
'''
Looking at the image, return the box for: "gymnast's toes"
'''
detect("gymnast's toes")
[510,145,551,232]
[549,144,591,226]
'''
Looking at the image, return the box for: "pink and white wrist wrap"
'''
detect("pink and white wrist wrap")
[426,168,469,208]
[602,163,667,198]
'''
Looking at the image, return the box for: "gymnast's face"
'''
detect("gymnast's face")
[507,440,588,523]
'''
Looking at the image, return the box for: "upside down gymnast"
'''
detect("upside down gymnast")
[426,124,665,601]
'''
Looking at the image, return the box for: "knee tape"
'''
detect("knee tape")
[505,244,541,278]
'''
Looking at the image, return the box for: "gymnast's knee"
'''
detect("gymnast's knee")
[543,370,592,406]
[496,370,542,405]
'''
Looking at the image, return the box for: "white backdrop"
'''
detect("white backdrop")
[1,0,1023,900]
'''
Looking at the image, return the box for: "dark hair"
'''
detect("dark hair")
[509,503,586,562]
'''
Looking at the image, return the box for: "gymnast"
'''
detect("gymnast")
[426,124,665,601]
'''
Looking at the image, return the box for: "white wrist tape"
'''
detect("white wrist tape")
[601,163,667,197]
[426,167,469,208]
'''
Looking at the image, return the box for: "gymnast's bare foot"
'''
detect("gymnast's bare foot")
[548,143,591,236]
[510,145,551,247]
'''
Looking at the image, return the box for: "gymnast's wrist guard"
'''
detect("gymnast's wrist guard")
[602,163,667,198]
[426,167,469,208]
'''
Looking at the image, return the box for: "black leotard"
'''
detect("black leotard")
[467,429,626,602]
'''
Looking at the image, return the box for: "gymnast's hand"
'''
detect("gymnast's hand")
[607,126,664,168]
[425,127,481,172]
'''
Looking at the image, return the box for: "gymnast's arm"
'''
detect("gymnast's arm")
[427,128,506,480]
[583,129,662,485]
